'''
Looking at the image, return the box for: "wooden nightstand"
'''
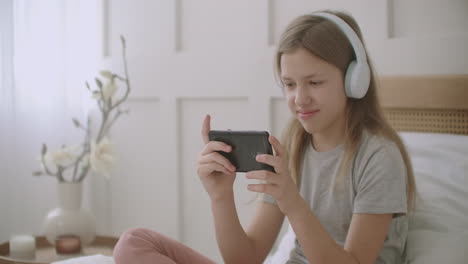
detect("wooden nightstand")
[0,236,118,264]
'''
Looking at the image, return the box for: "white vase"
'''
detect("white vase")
[43,182,96,246]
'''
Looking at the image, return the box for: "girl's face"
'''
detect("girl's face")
[280,47,348,135]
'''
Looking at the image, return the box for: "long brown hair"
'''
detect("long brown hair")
[275,10,416,210]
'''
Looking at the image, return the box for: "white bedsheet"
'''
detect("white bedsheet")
[52,254,114,264]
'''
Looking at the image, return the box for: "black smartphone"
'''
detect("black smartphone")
[208,130,274,173]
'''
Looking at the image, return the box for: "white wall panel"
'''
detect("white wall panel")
[369,0,468,75]
[369,35,468,75]
[392,0,468,38]
[270,0,384,45]
[270,97,289,139]
[105,98,178,238]
[181,0,268,52]
[108,0,176,57]
[107,51,281,98]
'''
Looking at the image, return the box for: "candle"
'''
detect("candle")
[9,235,36,259]
[55,235,82,255]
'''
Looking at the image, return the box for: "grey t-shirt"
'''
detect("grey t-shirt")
[263,131,408,264]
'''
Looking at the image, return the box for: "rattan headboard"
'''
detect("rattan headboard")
[378,75,468,135]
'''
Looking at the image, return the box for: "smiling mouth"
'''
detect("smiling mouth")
[297,110,320,119]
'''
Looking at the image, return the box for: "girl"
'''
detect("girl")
[113,10,415,264]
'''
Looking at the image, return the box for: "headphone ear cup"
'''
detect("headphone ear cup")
[344,60,370,99]
[344,61,357,98]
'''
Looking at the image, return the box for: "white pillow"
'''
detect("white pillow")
[405,230,468,264]
[398,132,468,263]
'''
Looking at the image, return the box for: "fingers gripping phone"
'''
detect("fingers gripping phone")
[208,130,274,172]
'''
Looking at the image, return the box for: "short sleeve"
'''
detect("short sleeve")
[353,143,408,216]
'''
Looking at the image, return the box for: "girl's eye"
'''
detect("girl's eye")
[309,80,322,86]
[284,83,295,89]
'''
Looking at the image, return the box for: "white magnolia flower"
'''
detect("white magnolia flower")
[99,70,113,79]
[90,137,115,179]
[81,154,90,169]
[93,80,117,103]
[35,37,130,183]
[43,145,80,168]
[102,80,117,101]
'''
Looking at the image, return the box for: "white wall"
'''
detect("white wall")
[1,0,467,261]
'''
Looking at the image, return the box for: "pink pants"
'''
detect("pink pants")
[113,228,217,264]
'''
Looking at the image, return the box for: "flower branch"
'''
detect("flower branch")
[33,35,131,183]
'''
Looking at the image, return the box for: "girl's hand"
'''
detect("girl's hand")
[245,135,303,216]
[197,115,237,201]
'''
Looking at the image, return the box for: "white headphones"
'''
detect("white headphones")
[312,12,371,99]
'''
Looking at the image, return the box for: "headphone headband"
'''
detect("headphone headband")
[312,12,367,63]
[311,12,371,99]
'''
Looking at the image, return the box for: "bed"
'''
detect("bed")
[55,75,468,264]
[380,75,468,263]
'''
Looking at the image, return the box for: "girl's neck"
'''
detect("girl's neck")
[311,119,346,152]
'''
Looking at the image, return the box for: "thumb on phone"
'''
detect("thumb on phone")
[202,114,211,144]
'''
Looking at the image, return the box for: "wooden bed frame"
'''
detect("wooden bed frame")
[378,75,468,135]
